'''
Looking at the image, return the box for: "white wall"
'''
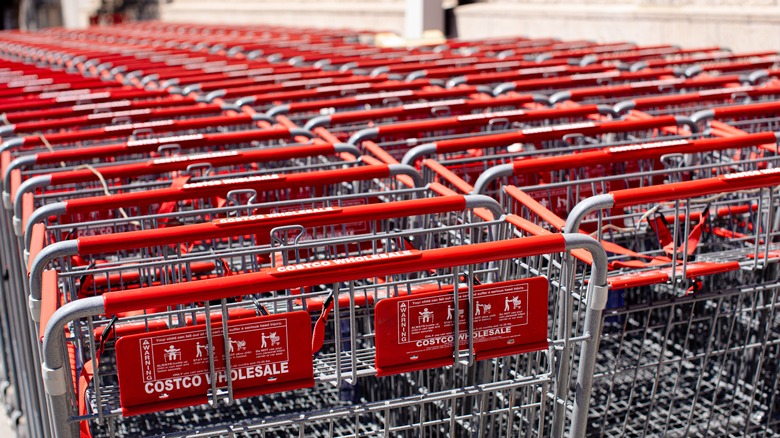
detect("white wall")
[455,0,780,52]
[155,0,780,51]
[61,0,100,28]
[160,0,407,35]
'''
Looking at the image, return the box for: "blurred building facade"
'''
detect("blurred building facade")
[8,0,779,52]
[157,0,780,52]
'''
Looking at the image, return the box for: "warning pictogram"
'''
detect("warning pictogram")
[374,278,549,376]
[115,311,314,416]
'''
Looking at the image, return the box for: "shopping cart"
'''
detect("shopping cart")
[466,131,778,201]
[405,115,698,196]
[336,104,626,165]
[559,169,780,437]
[628,51,780,76]
[1,19,778,438]
[546,74,760,108]
[37,225,609,437]
[266,85,506,127]
[12,161,424,435]
[302,93,564,139]
[13,141,359,258]
[0,123,315,315]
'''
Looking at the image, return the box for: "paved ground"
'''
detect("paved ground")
[0,276,21,437]
[0,413,14,437]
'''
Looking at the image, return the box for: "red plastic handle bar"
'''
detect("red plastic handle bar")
[229,79,433,103]
[564,75,741,101]
[642,51,776,68]
[327,94,534,126]
[627,85,763,110]
[4,96,199,124]
[75,195,469,254]
[62,164,394,214]
[510,132,778,175]
[46,143,340,185]
[0,89,171,115]
[377,105,608,138]
[282,87,484,115]
[101,234,566,314]
[435,115,685,154]
[710,101,780,119]
[18,114,256,148]
[32,126,299,165]
[11,104,224,133]
[611,167,780,208]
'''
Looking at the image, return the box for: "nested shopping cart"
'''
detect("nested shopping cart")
[556,170,780,437]
[489,69,670,100]
[266,85,506,127]
[0,87,179,115]
[36,214,609,437]
[403,115,698,196]
[463,130,778,202]
[325,104,627,165]
[544,74,764,108]
[0,123,315,302]
[0,98,247,137]
[628,51,780,76]
[301,93,571,140]
[613,81,780,118]
[0,93,210,127]
[13,162,426,438]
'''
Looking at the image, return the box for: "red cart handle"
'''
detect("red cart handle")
[692,101,780,126]
[61,164,420,215]
[610,167,780,208]
[45,143,351,185]
[352,104,617,148]
[513,131,778,175]
[27,126,310,166]
[15,114,260,148]
[402,115,695,167]
[470,131,777,194]
[74,195,496,254]
[101,233,568,314]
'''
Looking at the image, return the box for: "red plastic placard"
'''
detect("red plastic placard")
[374,277,549,376]
[115,311,314,416]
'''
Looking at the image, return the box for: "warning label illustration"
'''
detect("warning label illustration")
[375,277,549,376]
[116,311,313,414]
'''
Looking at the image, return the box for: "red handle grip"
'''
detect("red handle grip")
[63,164,393,214]
[434,115,681,154]
[611,167,780,208]
[13,104,223,133]
[510,131,778,175]
[379,105,607,139]
[461,64,614,85]
[47,143,338,185]
[101,234,566,314]
[21,114,255,147]
[75,195,468,254]
[34,126,296,165]
[4,96,198,124]
[710,101,780,119]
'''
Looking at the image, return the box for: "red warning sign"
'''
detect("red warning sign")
[115,311,314,416]
[374,278,549,376]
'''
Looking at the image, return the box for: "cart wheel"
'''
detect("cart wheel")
[1,383,15,413]
[14,414,28,438]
